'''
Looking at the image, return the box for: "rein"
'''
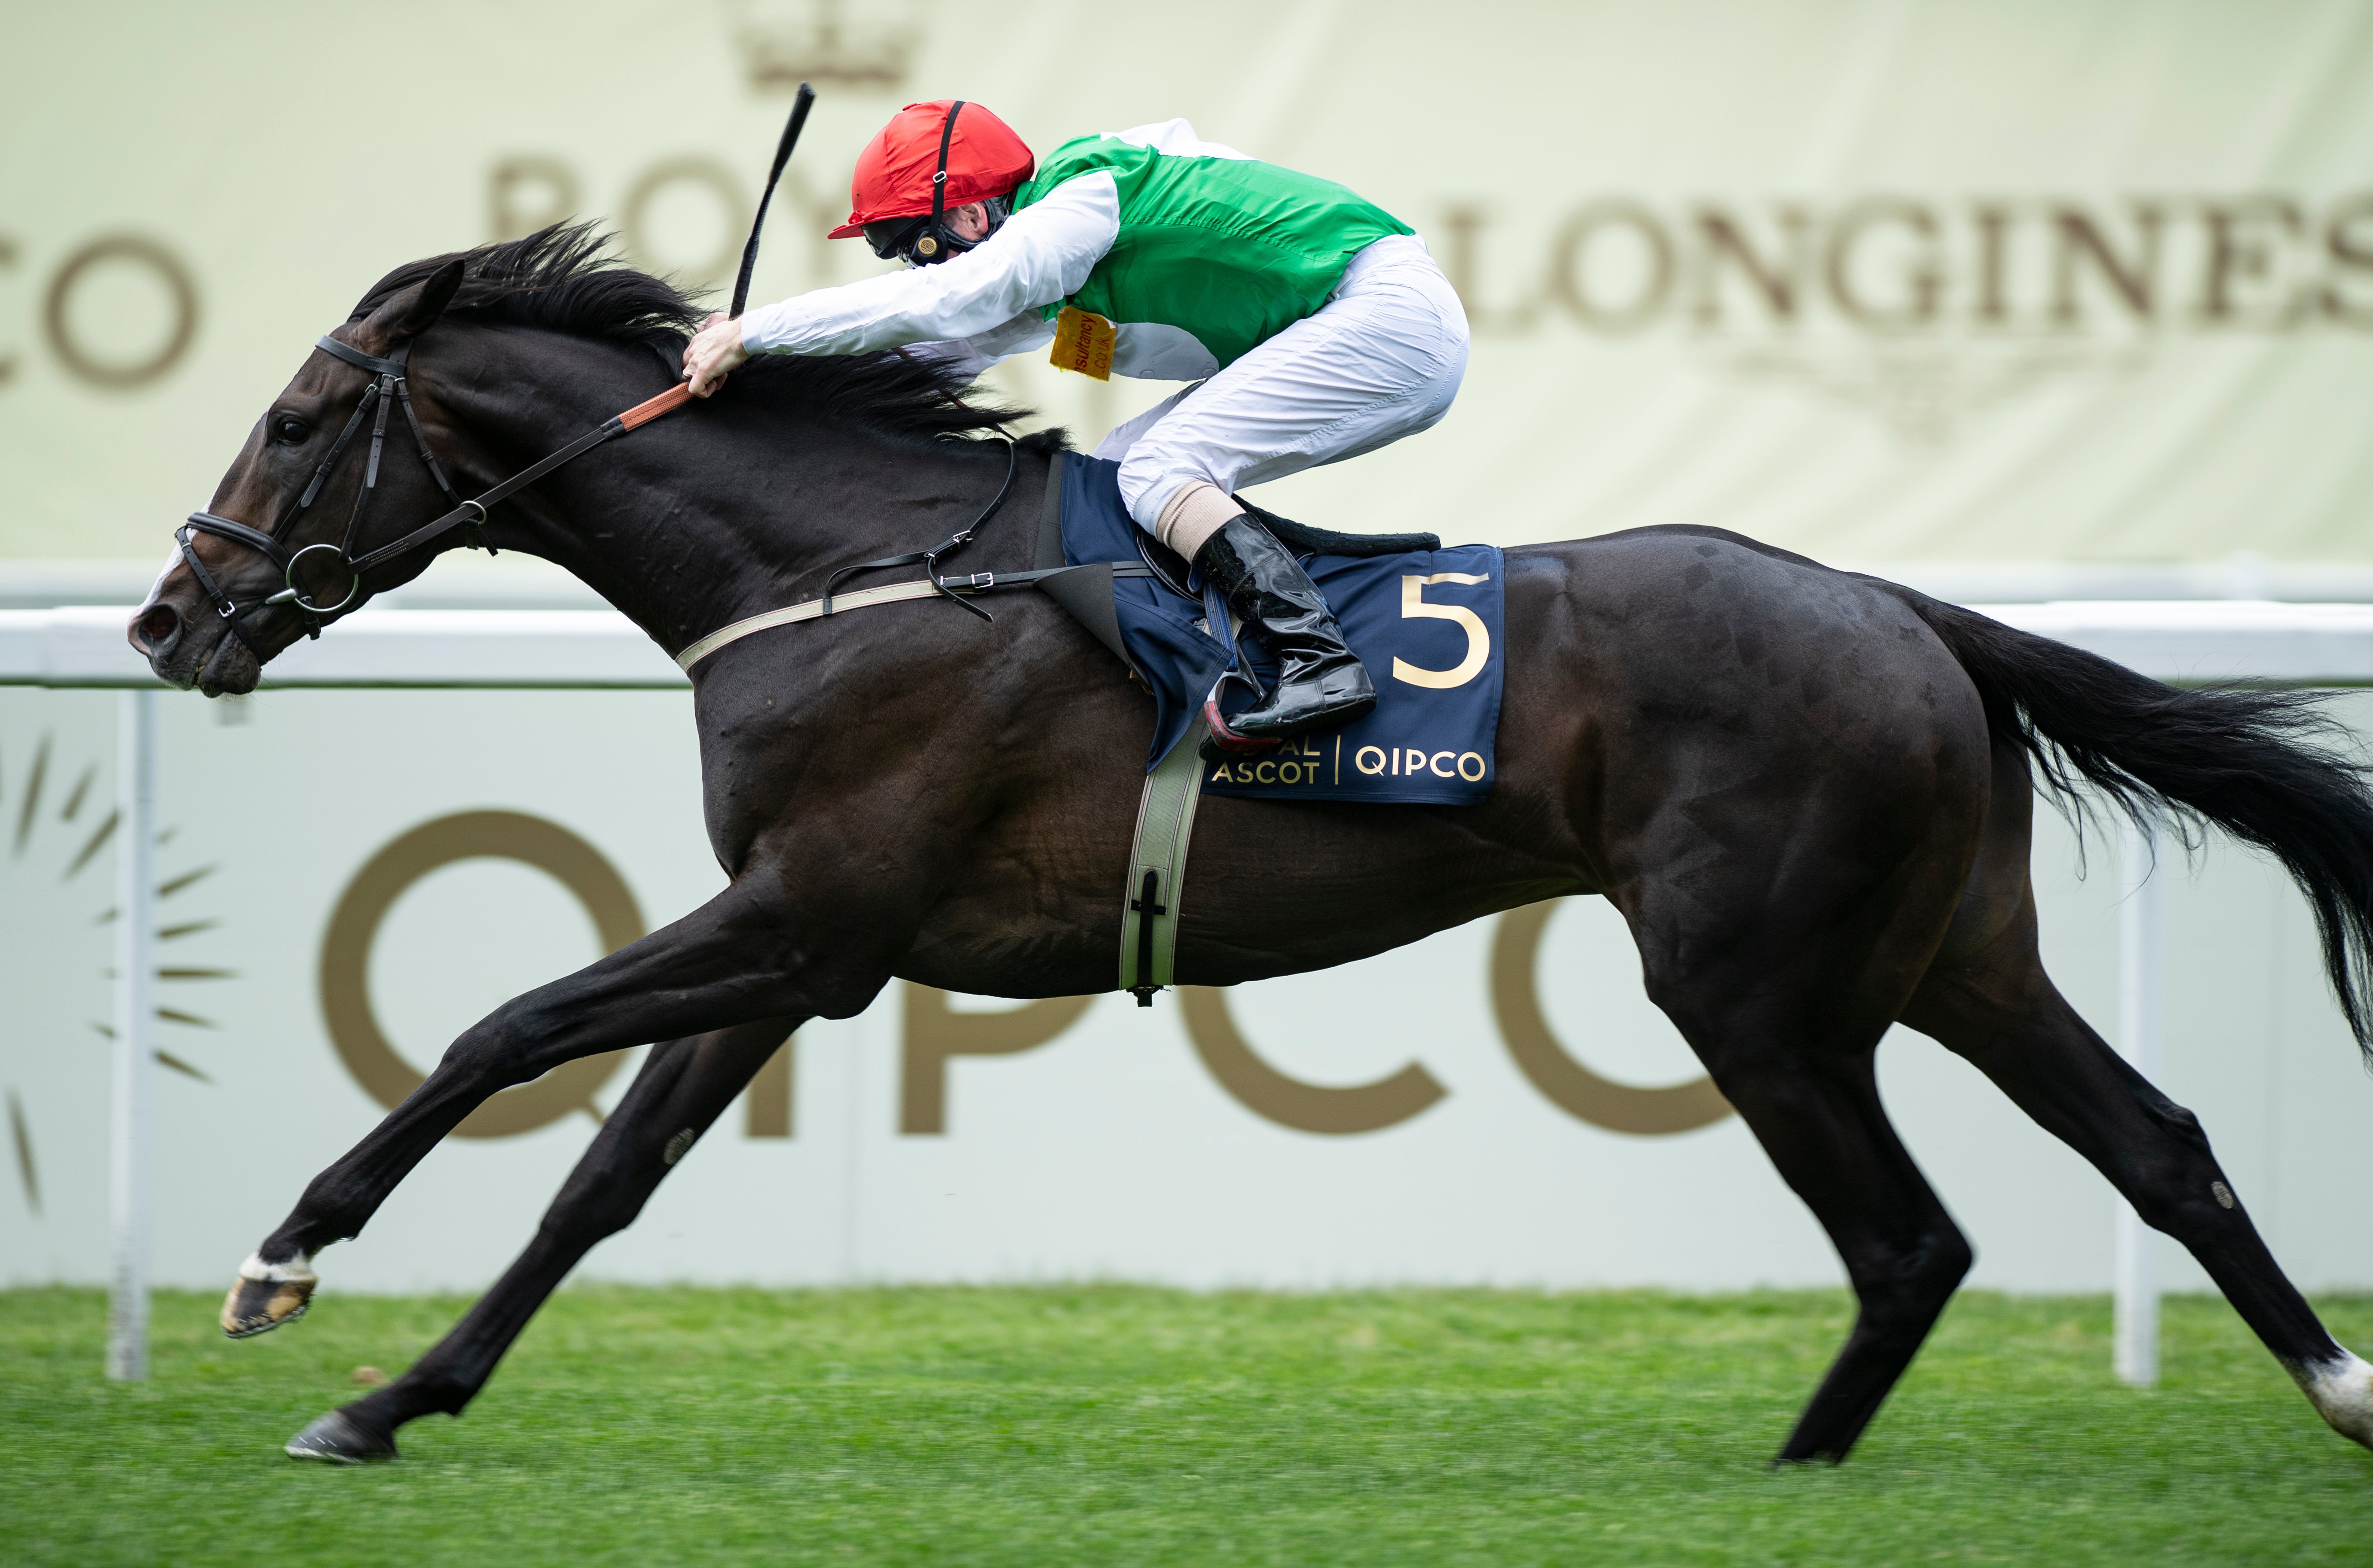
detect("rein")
[184,322,1110,674]
[180,332,692,657]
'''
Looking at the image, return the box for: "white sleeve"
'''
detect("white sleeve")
[739,173,1119,357]
[1108,119,1251,161]
[900,311,1060,381]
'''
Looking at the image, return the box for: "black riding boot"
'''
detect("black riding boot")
[1194,515,1377,741]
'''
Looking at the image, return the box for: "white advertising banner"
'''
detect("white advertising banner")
[1,0,2370,566]
[5,3,2373,1299]
[4,684,2370,1296]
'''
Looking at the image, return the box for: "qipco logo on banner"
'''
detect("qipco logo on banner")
[321,815,1728,1143]
[0,233,201,392]
[320,812,645,1139]
[901,902,1734,1142]
[1164,903,1729,1139]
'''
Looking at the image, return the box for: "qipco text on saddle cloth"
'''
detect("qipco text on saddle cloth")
[1200,547,1505,805]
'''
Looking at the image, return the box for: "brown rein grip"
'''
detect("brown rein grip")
[618,381,696,431]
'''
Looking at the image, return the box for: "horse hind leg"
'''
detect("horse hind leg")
[1902,913,2373,1452]
[1667,1006,1974,1463]
[282,1016,799,1464]
[1624,860,1977,1458]
[1617,746,1991,1457]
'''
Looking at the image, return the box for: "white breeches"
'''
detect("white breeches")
[1094,233,1470,545]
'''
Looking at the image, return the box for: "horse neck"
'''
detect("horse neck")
[424,327,1016,658]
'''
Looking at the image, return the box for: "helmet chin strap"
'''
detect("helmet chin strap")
[872,100,1009,266]
[912,100,967,263]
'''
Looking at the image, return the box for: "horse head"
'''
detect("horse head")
[130,224,1029,699]
[130,257,469,695]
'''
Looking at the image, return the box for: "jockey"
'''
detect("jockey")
[682,100,1470,743]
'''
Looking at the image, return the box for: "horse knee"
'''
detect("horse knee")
[435,1001,552,1088]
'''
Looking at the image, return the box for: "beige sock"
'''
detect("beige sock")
[1153,481,1242,561]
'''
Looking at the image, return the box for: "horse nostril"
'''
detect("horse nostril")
[131,602,182,654]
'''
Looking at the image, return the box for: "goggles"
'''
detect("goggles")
[863,194,1011,267]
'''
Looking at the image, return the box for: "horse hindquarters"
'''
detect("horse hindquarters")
[1898,597,2373,1452]
[1605,680,1995,1461]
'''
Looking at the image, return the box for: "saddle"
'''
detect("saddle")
[1034,473,1440,650]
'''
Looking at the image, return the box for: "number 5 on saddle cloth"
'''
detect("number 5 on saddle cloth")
[1042,454,1507,804]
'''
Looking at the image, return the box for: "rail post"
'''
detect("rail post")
[2113,813,2162,1387]
[106,686,156,1380]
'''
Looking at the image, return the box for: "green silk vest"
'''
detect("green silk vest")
[1012,136,1413,370]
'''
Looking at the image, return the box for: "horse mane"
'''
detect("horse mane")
[352,222,1050,448]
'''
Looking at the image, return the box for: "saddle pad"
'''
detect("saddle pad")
[1057,454,1505,805]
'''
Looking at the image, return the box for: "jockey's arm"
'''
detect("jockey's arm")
[897,311,1060,383]
[682,174,1119,394]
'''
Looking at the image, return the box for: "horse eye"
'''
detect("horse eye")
[271,414,311,446]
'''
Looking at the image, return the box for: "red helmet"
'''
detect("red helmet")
[828,100,1036,239]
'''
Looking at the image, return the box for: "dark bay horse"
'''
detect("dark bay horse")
[130,227,2373,1466]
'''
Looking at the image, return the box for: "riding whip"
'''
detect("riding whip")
[730,81,817,318]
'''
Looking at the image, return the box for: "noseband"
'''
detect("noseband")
[179,330,692,658]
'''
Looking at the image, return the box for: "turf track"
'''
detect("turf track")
[3,1284,2368,1565]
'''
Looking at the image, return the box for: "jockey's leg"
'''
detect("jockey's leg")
[1092,383,1195,467]
[1111,235,1469,741]
[1192,516,1380,740]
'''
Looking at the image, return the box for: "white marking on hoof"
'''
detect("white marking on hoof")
[237,1251,318,1285]
[224,1251,322,1337]
[2292,1350,2373,1449]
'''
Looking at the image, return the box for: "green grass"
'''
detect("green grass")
[2,1285,2368,1566]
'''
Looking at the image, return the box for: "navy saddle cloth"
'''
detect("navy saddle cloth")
[1050,454,1505,806]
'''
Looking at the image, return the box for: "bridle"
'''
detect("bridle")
[177,315,1047,673]
[178,329,692,658]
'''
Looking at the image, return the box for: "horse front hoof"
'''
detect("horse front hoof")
[284,1409,398,1465]
[220,1251,317,1339]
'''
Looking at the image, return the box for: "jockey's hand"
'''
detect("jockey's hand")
[682,312,750,397]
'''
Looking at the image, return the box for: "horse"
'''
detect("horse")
[129,226,2373,1467]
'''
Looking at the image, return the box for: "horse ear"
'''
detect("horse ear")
[382,258,466,344]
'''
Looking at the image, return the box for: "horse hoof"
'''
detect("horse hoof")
[220,1251,317,1339]
[285,1409,398,1465]
[2296,1350,2373,1450]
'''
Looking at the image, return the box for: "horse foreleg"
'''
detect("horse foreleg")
[1903,925,2373,1454]
[282,1016,799,1462]
[224,877,823,1335]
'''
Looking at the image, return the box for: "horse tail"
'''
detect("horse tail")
[1904,592,2373,1054]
